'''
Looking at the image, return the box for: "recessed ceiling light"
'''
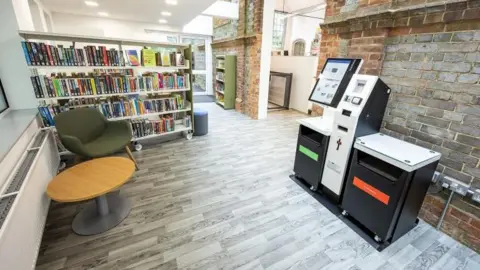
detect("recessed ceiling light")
[165,0,177,5]
[98,12,109,16]
[158,19,168,23]
[161,11,172,16]
[84,1,99,7]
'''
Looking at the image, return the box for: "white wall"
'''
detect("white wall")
[259,0,275,119]
[0,0,36,109]
[183,15,213,36]
[284,16,320,55]
[202,1,239,19]
[29,0,54,32]
[29,1,43,31]
[12,0,34,31]
[270,56,317,113]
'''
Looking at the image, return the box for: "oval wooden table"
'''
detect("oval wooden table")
[47,157,135,236]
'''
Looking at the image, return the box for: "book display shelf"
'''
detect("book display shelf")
[19,31,195,151]
[215,55,236,109]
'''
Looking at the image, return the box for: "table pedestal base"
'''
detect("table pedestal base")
[72,193,131,236]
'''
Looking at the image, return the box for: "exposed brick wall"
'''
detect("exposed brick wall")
[420,194,480,252]
[381,31,480,188]
[317,0,480,252]
[212,0,264,119]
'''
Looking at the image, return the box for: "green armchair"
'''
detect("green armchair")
[54,108,138,169]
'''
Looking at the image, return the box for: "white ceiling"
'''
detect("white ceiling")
[39,0,217,26]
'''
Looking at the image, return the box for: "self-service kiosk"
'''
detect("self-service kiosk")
[293,58,391,202]
[293,58,441,249]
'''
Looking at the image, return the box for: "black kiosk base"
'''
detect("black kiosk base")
[293,125,329,192]
[341,134,440,246]
[290,133,441,251]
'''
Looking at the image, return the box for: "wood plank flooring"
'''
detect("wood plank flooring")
[36,103,480,269]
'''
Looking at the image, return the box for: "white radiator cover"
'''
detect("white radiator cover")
[0,130,60,269]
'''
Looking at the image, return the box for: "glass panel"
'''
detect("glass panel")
[167,36,178,43]
[272,12,286,50]
[193,74,207,93]
[181,38,206,70]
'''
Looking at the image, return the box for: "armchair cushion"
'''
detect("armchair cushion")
[81,121,132,158]
[54,108,133,158]
[55,108,107,143]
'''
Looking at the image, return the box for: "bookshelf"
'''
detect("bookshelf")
[19,31,195,151]
[36,88,190,101]
[28,65,190,71]
[215,55,236,110]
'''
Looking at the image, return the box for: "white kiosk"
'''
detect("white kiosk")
[293,58,391,202]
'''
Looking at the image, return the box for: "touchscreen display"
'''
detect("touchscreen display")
[309,59,351,105]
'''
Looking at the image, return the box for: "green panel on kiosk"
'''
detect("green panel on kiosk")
[299,145,318,161]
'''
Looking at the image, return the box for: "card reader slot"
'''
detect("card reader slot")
[342,110,351,117]
[338,125,348,133]
[357,153,403,182]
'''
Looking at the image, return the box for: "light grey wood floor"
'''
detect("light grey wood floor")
[37,103,480,270]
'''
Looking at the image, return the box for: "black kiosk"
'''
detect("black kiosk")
[291,58,442,250]
[293,58,363,192]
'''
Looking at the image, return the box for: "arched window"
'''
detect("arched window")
[293,39,306,56]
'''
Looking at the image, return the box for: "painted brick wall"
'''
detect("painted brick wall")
[317,0,480,252]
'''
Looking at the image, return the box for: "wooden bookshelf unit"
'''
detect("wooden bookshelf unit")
[19,31,195,151]
[215,55,236,110]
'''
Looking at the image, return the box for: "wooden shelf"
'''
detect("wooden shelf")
[216,67,225,70]
[216,79,224,83]
[216,90,225,95]
[36,88,191,101]
[216,101,225,107]
[19,31,189,49]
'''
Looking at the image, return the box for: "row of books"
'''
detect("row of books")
[84,45,125,66]
[38,95,186,126]
[216,82,225,93]
[140,73,188,91]
[216,72,224,81]
[21,41,127,67]
[128,49,185,67]
[130,116,191,139]
[30,72,190,98]
[99,96,186,119]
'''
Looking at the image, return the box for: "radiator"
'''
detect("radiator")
[0,129,60,269]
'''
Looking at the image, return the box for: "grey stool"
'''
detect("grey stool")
[194,108,208,136]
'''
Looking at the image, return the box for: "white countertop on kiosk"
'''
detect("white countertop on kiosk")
[297,117,334,136]
[355,133,441,172]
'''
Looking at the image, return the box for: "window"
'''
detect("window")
[193,74,207,93]
[0,79,9,114]
[181,38,206,71]
[293,39,306,56]
[272,12,286,50]
[167,36,178,43]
